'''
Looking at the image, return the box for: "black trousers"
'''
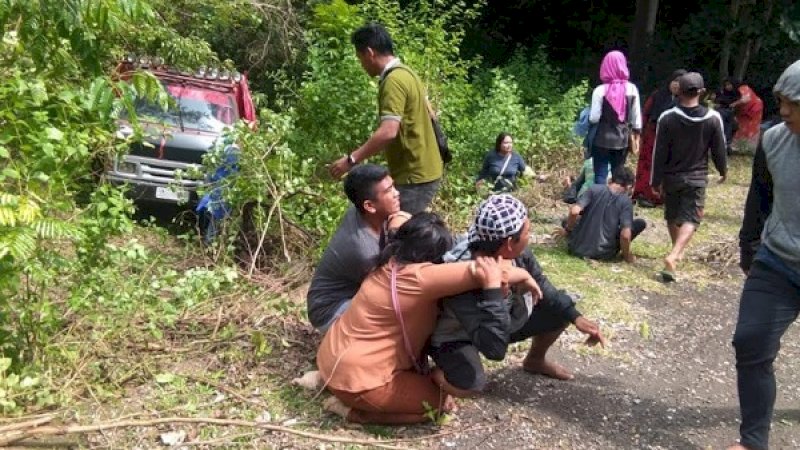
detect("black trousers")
[732,259,800,450]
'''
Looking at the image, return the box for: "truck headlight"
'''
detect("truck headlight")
[117,160,138,174]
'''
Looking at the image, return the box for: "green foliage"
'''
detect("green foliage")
[198,114,348,266]
[0,0,223,379]
[291,0,374,162]
[0,357,55,414]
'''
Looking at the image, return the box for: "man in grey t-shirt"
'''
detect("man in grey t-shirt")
[307,164,408,332]
[562,167,645,262]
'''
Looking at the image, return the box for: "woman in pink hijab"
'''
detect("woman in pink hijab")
[588,50,642,184]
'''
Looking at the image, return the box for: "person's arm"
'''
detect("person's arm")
[589,85,603,124]
[329,119,400,178]
[417,257,541,300]
[628,84,643,132]
[516,153,527,176]
[442,289,510,360]
[565,204,582,234]
[565,186,594,233]
[650,116,670,190]
[710,113,728,182]
[523,251,607,347]
[475,152,492,186]
[618,198,635,263]
[739,140,772,274]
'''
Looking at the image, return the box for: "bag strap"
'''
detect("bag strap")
[390,263,427,374]
[384,65,438,121]
[494,153,513,184]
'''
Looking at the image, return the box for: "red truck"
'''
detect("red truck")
[107,57,256,206]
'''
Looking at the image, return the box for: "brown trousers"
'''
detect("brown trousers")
[329,370,451,424]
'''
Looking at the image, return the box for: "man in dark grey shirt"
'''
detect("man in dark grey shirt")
[306,164,408,332]
[563,167,645,262]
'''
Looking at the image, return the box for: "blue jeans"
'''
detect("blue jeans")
[732,252,800,450]
[592,145,628,185]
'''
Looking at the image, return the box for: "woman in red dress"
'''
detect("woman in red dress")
[730,80,764,150]
[633,69,686,207]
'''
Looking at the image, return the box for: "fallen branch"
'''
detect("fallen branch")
[0,417,411,449]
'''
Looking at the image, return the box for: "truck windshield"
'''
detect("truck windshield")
[123,83,239,133]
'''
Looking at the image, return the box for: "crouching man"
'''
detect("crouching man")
[430,194,607,395]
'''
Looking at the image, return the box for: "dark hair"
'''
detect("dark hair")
[669,69,687,84]
[375,212,452,268]
[467,228,524,255]
[344,164,390,213]
[610,166,635,187]
[351,23,394,55]
[494,132,512,152]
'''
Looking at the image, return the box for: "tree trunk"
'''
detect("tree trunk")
[629,0,659,86]
[733,0,774,80]
[719,0,742,82]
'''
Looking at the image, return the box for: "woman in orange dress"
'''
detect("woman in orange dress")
[317,212,541,424]
[731,80,764,149]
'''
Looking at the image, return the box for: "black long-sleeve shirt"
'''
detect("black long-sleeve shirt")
[651,105,727,187]
[739,141,772,272]
[431,248,580,361]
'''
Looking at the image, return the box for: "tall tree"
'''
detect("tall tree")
[629,0,660,86]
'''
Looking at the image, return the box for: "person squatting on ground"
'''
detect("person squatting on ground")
[650,72,727,282]
[728,59,800,450]
[562,167,646,263]
[428,194,607,397]
[316,212,542,424]
[475,132,527,193]
[307,164,410,332]
[589,50,642,185]
[634,69,686,207]
[328,23,443,214]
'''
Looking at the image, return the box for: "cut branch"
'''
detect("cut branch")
[0,417,411,449]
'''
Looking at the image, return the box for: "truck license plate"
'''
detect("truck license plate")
[155,186,188,202]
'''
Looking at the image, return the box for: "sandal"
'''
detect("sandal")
[658,270,676,283]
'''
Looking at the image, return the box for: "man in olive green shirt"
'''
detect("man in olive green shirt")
[328,23,443,214]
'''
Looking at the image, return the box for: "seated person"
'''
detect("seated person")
[561,157,610,204]
[430,194,607,397]
[475,132,527,192]
[562,167,645,263]
[318,213,542,424]
[306,164,410,332]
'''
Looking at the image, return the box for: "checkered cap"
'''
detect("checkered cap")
[468,194,528,243]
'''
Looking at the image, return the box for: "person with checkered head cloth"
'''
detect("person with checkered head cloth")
[429,194,608,397]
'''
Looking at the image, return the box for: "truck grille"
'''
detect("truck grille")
[108,154,204,189]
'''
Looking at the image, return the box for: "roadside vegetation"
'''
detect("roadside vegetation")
[0,0,754,447]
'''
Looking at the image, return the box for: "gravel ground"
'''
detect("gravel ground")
[431,271,800,450]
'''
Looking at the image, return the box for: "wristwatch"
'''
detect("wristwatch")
[347,153,357,166]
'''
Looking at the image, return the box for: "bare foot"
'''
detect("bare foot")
[522,358,574,380]
[323,396,352,419]
[292,370,323,390]
[663,255,677,274]
[725,444,751,450]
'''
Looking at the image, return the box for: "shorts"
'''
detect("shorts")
[663,180,705,226]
